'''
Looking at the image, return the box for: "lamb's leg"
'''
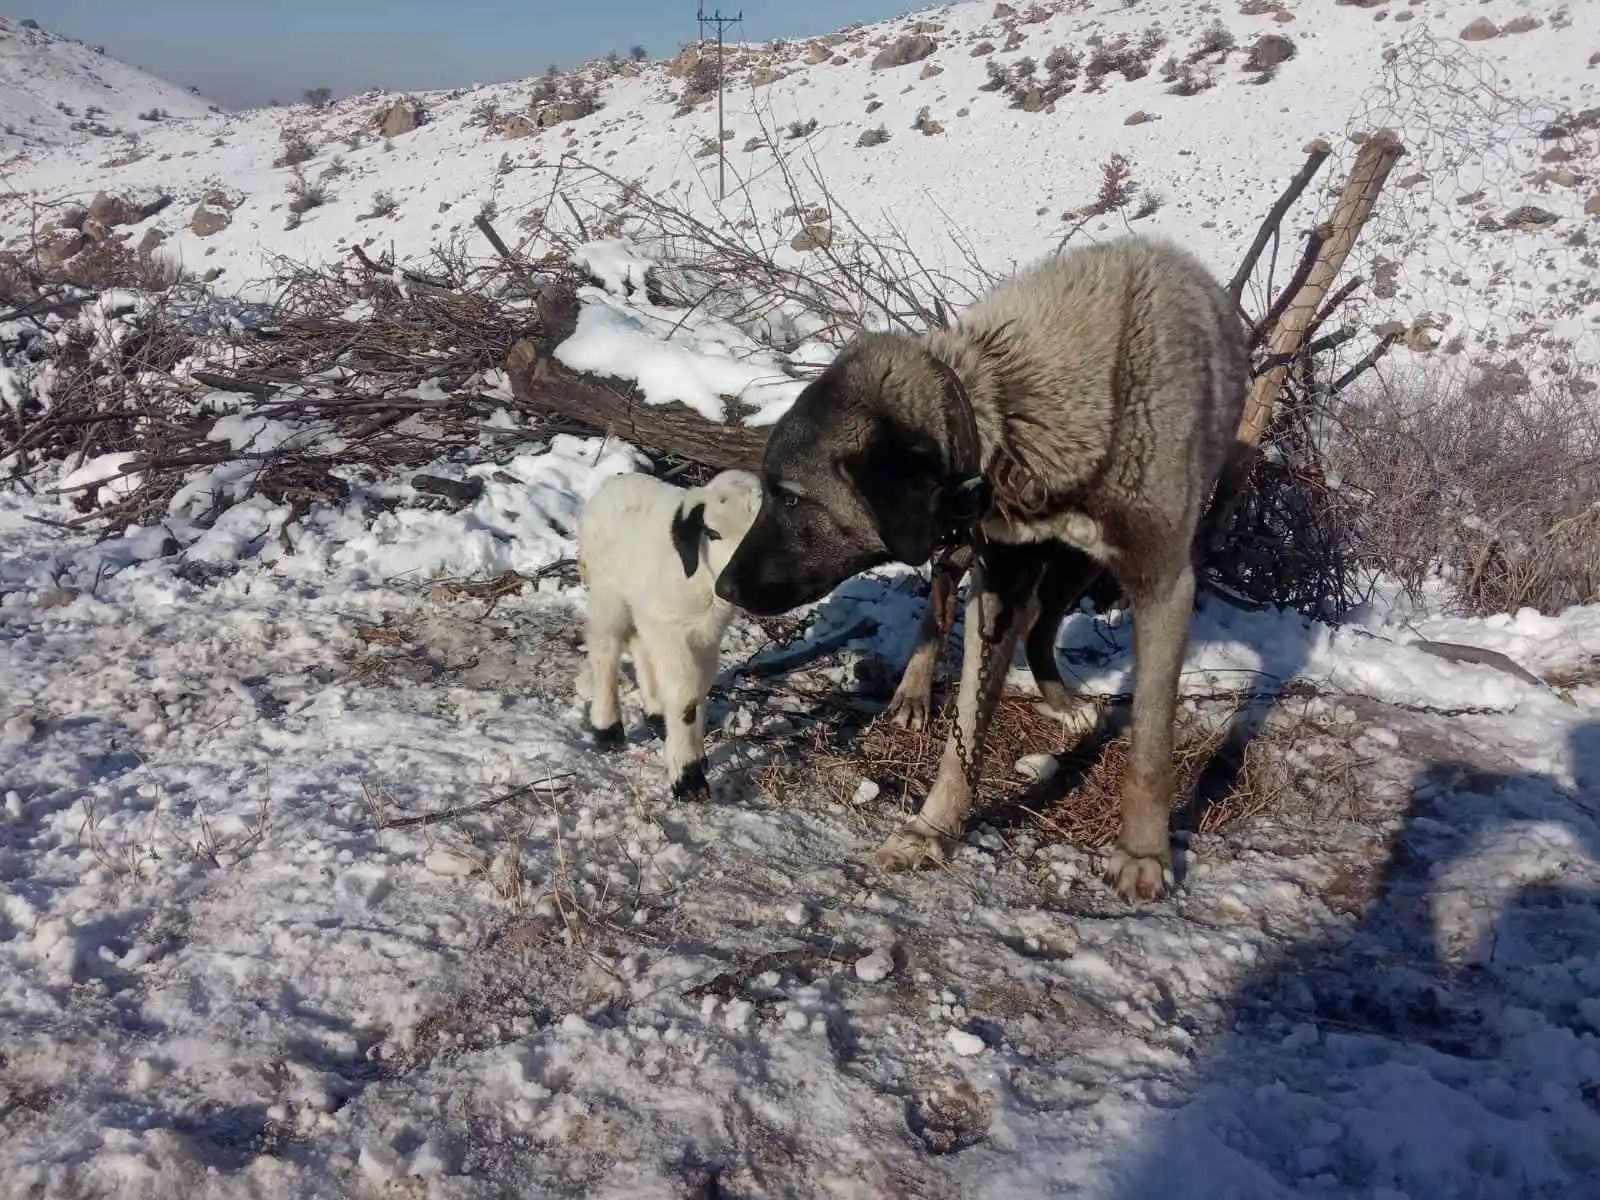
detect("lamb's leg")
[631,634,666,740]
[1104,559,1195,902]
[875,547,1044,869]
[1024,547,1102,743]
[640,629,714,801]
[585,600,628,751]
[886,547,968,731]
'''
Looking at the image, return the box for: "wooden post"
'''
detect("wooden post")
[1237,128,1406,449]
[1202,128,1405,546]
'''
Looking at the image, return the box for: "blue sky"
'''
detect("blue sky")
[28,0,912,109]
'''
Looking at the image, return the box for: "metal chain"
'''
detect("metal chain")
[947,542,999,815]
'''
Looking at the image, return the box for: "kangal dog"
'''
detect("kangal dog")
[716,235,1247,900]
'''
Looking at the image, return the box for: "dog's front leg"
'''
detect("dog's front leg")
[886,548,968,731]
[1104,560,1195,901]
[874,550,1042,870]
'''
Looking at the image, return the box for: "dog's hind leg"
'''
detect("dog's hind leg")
[886,546,970,731]
[874,545,1044,870]
[1025,546,1102,743]
[1104,558,1195,902]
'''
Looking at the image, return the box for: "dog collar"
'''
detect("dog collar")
[926,351,992,549]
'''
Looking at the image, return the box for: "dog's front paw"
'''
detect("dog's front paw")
[670,759,710,803]
[589,722,625,752]
[872,818,952,871]
[885,686,932,731]
[1032,692,1096,743]
[1103,848,1174,902]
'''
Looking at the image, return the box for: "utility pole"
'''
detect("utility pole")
[696,5,742,201]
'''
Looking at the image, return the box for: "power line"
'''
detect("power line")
[696,5,742,201]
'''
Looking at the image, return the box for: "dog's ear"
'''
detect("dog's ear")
[670,501,707,578]
[852,422,942,566]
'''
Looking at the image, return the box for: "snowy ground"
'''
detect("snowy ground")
[5,0,1600,1195]
[3,432,1599,1196]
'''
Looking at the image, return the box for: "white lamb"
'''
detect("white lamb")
[576,468,762,800]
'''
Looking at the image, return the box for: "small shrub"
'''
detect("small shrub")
[137,107,169,122]
[1043,46,1082,78]
[344,130,365,151]
[304,86,334,108]
[286,168,329,214]
[320,155,349,180]
[785,116,818,139]
[274,131,317,168]
[686,56,721,99]
[1330,369,1600,615]
[367,189,398,218]
[468,97,500,127]
[856,124,890,147]
[1133,191,1163,219]
[1188,20,1236,63]
[630,44,648,62]
[1085,35,1155,83]
[1092,153,1134,214]
[1166,61,1214,96]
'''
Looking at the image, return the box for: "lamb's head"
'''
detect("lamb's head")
[669,469,762,583]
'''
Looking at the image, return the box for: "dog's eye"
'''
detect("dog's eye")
[782,492,800,509]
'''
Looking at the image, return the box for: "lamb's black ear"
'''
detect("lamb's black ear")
[670,502,707,578]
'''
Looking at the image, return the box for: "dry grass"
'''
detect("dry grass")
[1329,366,1600,615]
[788,691,1296,848]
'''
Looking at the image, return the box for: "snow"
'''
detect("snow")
[946,1027,987,1056]
[2,0,1600,1194]
[552,283,807,424]
[855,946,896,982]
[51,450,144,501]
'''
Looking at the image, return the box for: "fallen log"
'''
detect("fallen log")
[503,285,769,472]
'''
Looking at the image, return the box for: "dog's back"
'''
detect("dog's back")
[940,236,1248,547]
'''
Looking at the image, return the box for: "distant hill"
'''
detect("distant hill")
[0,14,219,153]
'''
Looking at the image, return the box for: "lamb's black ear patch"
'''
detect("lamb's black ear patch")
[670,502,707,578]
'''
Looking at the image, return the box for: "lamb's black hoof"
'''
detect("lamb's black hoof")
[642,713,667,741]
[589,721,625,751]
[671,759,710,802]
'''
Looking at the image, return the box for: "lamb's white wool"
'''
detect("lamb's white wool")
[575,468,762,798]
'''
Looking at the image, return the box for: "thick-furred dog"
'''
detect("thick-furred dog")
[715,235,1247,900]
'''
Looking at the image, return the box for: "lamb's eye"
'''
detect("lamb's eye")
[705,529,722,541]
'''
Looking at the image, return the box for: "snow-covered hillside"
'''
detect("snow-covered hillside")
[0,15,219,155]
[3,0,1596,386]
[3,2,1600,1196]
